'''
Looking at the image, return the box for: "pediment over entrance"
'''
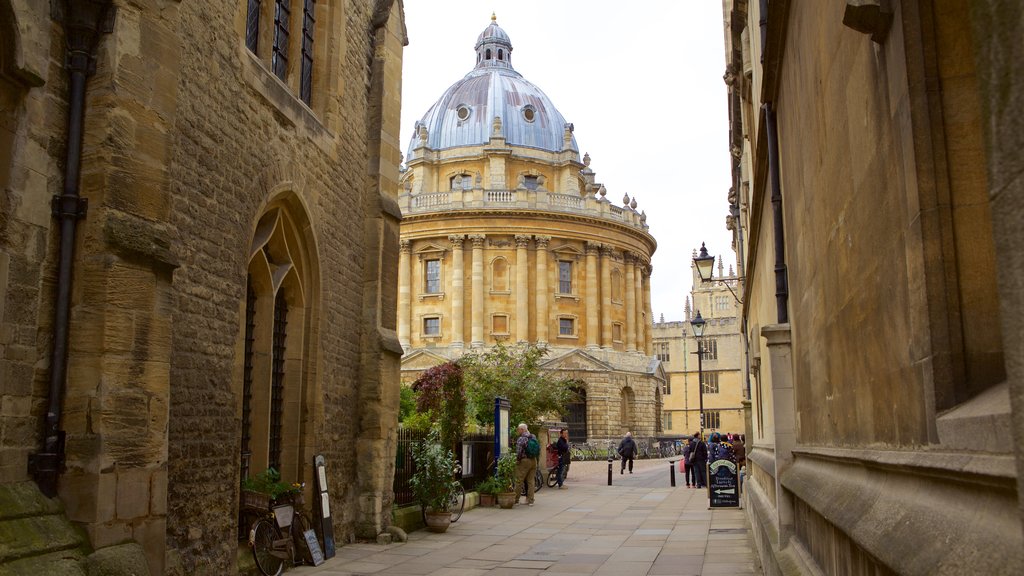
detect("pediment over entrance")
[401,349,450,371]
[541,349,614,372]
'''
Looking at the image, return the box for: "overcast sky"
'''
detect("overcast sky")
[399,1,736,322]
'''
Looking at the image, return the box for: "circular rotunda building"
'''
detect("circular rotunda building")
[398,16,664,442]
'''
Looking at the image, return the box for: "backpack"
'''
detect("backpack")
[525,435,541,458]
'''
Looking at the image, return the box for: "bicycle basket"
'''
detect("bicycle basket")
[272,504,294,529]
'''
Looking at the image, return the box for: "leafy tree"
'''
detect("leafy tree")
[399,384,416,422]
[410,361,466,453]
[460,343,575,429]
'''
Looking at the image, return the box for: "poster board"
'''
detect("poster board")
[314,454,336,558]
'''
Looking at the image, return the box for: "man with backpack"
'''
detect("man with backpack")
[617,431,638,474]
[514,423,539,506]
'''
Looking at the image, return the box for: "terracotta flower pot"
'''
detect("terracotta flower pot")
[496,492,516,509]
[479,493,496,507]
[424,511,452,533]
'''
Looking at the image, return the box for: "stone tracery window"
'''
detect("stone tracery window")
[238,199,317,494]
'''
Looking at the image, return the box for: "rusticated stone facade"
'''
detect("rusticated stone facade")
[397,17,664,443]
[0,1,406,574]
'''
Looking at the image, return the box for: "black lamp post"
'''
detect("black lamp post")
[690,310,707,439]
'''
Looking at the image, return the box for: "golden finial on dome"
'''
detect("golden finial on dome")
[491,12,497,22]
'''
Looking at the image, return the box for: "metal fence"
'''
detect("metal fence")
[393,429,497,507]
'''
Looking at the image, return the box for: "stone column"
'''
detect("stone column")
[633,259,644,348]
[448,235,465,348]
[470,234,486,347]
[535,236,550,344]
[600,244,613,349]
[624,252,637,352]
[762,323,795,546]
[515,235,531,342]
[397,240,411,350]
[643,264,654,354]
[585,242,600,349]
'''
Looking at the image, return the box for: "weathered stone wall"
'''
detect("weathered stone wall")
[1,0,406,574]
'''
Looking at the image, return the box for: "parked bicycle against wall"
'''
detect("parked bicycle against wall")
[248,498,315,576]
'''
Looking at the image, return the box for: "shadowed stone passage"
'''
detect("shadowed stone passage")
[292,460,762,575]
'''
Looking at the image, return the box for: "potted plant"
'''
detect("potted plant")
[410,430,459,532]
[241,468,302,510]
[475,477,501,507]
[494,452,518,509]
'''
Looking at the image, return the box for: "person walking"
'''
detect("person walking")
[617,432,637,474]
[514,423,538,506]
[691,431,708,489]
[555,429,569,488]
[681,436,694,487]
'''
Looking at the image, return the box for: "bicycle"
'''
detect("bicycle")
[421,463,465,525]
[546,459,570,487]
[570,444,586,462]
[248,501,315,576]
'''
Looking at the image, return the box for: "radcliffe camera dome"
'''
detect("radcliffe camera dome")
[408,15,579,157]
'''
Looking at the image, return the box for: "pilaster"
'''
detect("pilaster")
[448,235,465,348]
[585,242,600,349]
[469,234,486,347]
[535,236,550,344]
[762,323,794,546]
[515,235,530,342]
[600,244,613,349]
[397,240,411,350]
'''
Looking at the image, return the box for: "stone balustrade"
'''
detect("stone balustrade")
[399,187,648,230]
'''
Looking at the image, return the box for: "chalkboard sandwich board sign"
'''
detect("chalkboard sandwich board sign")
[708,459,740,508]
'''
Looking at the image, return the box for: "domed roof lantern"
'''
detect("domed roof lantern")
[475,14,513,70]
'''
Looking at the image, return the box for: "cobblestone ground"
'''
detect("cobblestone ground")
[293,457,762,575]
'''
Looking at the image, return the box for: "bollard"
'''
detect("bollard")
[607,457,613,486]
[670,460,676,487]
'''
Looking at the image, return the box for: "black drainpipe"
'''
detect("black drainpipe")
[763,102,789,324]
[28,0,116,499]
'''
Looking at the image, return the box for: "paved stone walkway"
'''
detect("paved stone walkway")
[294,458,761,575]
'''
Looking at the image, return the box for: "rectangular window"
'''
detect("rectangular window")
[655,342,670,363]
[702,371,720,394]
[716,295,731,311]
[663,411,672,431]
[425,259,441,293]
[245,0,261,53]
[423,317,440,336]
[662,378,671,395]
[700,337,718,360]
[272,0,291,81]
[704,410,721,430]
[558,261,572,293]
[299,0,315,105]
[559,317,575,336]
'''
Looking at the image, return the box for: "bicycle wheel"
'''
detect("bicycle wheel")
[534,468,543,492]
[250,517,285,576]
[449,483,465,522]
[547,468,558,488]
[290,510,315,566]
[571,447,585,462]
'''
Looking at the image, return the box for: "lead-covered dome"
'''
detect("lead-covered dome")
[408,16,579,157]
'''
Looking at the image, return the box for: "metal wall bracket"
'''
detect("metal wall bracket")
[52,194,88,219]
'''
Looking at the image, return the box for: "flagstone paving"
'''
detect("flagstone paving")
[293,458,761,575]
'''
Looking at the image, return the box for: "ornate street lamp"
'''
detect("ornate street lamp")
[694,242,742,304]
[694,243,716,283]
